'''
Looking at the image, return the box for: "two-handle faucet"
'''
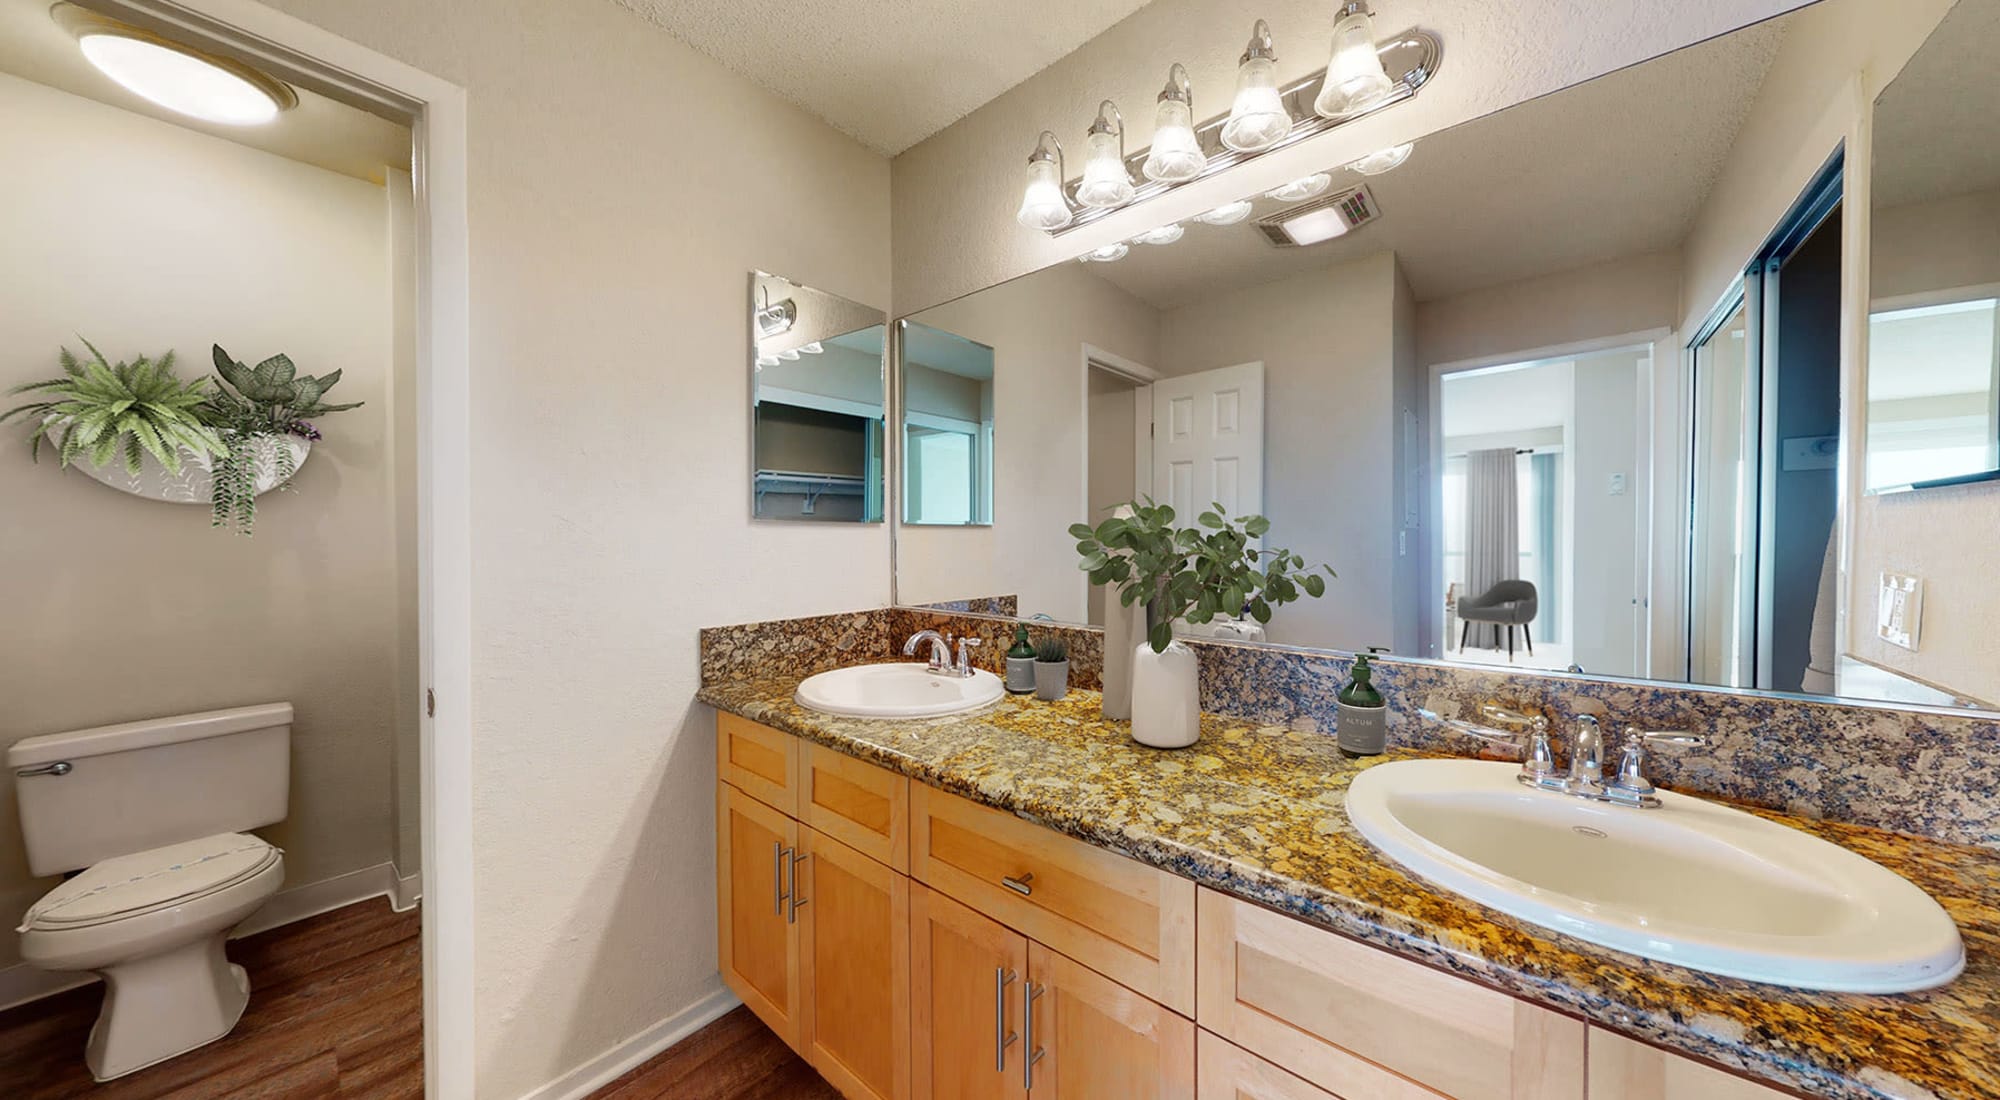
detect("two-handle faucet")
[903,629,981,678]
[1419,703,1705,809]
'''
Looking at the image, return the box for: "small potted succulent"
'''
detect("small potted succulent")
[1033,637,1070,701]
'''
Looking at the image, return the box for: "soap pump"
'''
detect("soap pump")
[1005,623,1037,694]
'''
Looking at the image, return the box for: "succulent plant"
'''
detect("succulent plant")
[1,340,226,474]
[200,343,363,436]
[1034,637,1069,663]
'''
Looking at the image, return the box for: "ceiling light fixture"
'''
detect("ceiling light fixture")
[54,4,296,126]
[1133,224,1184,246]
[1142,64,1207,183]
[1265,173,1333,202]
[1077,101,1137,209]
[1194,200,1256,226]
[1222,20,1292,153]
[1314,1,1394,119]
[1256,186,1381,247]
[1078,242,1131,263]
[1015,130,1074,230]
[1348,141,1414,175]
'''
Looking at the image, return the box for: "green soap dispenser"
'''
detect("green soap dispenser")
[1337,654,1388,757]
[1005,624,1037,694]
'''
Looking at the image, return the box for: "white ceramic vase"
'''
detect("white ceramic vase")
[1130,639,1200,749]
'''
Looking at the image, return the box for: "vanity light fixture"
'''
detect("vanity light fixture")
[1222,20,1293,153]
[755,354,779,370]
[800,341,824,355]
[1078,242,1131,263]
[1077,101,1138,209]
[1015,130,1074,230]
[1348,141,1414,175]
[1193,200,1256,226]
[1142,64,1207,183]
[1265,173,1333,202]
[54,4,296,126]
[1313,1,1394,119]
[1133,223,1185,245]
[777,347,801,361]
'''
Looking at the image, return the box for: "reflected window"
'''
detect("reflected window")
[1866,296,2000,491]
[900,322,995,526]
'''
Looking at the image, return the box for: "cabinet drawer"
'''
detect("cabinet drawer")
[1196,1029,1436,1100]
[718,712,798,814]
[912,785,1195,1016]
[1588,1029,1801,1099]
[1196,889,1584,1100]
[802,741,909,872]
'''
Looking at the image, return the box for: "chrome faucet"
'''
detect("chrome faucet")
[1567,715,1607,796]
[1602,727,1707,808]
[1418,704,1560,790]
[903,629,981,678]
[1418,707,1704,809]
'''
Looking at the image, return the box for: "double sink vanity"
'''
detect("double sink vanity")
[701,622,2000,1100]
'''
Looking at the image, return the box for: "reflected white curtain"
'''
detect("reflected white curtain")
[1463,448,1520,600]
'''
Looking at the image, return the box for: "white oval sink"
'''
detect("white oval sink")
[795,662,1005,718]
[1345,759,1964,992]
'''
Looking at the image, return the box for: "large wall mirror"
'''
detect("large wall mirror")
[899,320,995,526]
[891,0,2000,716]
[750,272,887,523]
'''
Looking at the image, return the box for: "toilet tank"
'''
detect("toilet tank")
[9,702,292,878]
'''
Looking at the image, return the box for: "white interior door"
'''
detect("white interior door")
[1152,362,1265,520]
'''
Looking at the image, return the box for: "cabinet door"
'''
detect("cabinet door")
[1196,889,1583,1100]
[1588,1029,1801,1099]
[1196,1031,1353,1100]
[719,712,799,814]
[803,741,910,871]
[912,883,1030,1100]
[799,826,910,1100]
[718,782,802,1048]
[1024,942,1193,1100]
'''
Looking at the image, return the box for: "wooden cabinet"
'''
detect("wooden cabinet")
[1196,1030,1359,1100]
[719,711,799,812]
[1587,1029,1800,1099]
[717,781,801,1045]
[1196,889,1584,1100]
[799,827,910,1100]
[912,784,1196,1015]
[1025,942,1194,1100]
[912,883,1029,1100]
[804,741,911,872]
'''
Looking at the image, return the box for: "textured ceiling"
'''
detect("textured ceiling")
[1079,14,1789,309]
[611,0,1155,155]
[0,0,408,182]
[1871,0,2000,210]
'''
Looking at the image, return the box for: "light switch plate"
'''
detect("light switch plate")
[1877,572,1923,651]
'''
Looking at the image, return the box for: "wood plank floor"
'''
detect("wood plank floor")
[0,897,421,1099]
[586,1007,839,1100]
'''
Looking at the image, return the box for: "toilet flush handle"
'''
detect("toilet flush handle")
[15,761,71,778]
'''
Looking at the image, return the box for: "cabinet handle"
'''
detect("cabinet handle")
[1002,872,1035,897]
[993,967,1018,1073]
[773,842,788,916]
[787,851,810,923]
[1023,980,1046,1091]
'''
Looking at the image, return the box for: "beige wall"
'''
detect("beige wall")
[253,0,895,1095]
[1871,187,2000,300]
[1416,251,1681,369]
[0,74,408,966]
[1085,372,1140,626]
[902,264,1159,619]
[889,0,1817,315]
[1158,251,1403,651]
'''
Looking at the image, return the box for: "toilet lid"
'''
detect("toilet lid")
[18,833,280,932]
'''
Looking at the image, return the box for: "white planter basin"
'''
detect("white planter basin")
[1345,758,1964,992]
[71,434,309,505]
[796,663,1004,718]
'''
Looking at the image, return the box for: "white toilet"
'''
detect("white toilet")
[9,702,292,1081]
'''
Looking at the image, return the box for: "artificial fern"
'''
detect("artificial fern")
[0,340,226,474]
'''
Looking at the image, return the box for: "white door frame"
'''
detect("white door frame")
[93,3,474,1095]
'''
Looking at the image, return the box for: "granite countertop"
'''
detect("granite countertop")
[698,677,2000,1100]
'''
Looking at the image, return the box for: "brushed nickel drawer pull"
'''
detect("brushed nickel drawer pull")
[1002,872,1035,896]
[787,850,810,923]
[993,967,1019,1072]
[773,842,787,916]
[1024,980,1047,1090]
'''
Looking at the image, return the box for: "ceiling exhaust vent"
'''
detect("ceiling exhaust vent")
[1255,185,1381,247]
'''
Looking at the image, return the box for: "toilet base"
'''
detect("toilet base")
[85,934,251,1081]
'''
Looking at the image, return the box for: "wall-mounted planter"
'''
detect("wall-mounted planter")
[72,433,310,504]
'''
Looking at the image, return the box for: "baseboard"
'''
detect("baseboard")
[0,859,417,1013]
[515,984,741,1100]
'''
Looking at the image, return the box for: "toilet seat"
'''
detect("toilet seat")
[19,834,281,933]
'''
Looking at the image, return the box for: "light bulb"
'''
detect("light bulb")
[1076,102,1135,209]
[800,341,824,354]
[1348,142,1413,176]
[1193,200,1255,226]
[1221,21,1292,153]
[756,355,779,370]
[778,348,800,361]
[1015,131,1073,230]
[1265,173,1332,202]
[1142,64,1206,183]
[1313,1,1393,119]
[1078,242,1130,263]
[1134,224,1184,246]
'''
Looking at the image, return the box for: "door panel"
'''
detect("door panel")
[1152,363,1264,520]
[718,782,801,1047]
[800,827,910,1100]
[912,883,1029,1100]
[1588,1029,1798,1098]
[1027,942,1193,1100]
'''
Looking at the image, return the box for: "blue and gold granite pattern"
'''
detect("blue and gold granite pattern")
[697,676,2000,1100]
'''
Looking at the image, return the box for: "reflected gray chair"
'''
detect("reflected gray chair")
[1458,580,1538,659]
